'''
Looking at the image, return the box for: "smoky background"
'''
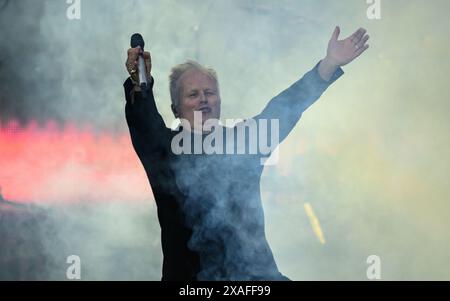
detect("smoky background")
[0,0,449,280]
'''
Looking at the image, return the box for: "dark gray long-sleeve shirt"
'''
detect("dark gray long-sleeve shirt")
[124,61,343,280]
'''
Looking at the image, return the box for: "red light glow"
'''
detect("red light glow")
[0,119,152,204]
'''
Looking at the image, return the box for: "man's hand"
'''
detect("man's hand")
[319,26,370,81]
[327,26,370,67]
[125,48,152,85]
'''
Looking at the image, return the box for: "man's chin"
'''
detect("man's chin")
[202,117,220,127]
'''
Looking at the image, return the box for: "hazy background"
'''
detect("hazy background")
[0,0,449,280]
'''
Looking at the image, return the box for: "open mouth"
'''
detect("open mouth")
[198,107,211,113]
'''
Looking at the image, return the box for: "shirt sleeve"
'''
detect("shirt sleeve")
[124,76,171,160]
[253,60,344,144]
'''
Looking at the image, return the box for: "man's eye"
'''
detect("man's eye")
[189,93,197,97]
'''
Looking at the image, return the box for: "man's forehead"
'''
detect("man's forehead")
[181,69,216,88]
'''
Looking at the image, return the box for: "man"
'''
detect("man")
[124,26,369,280]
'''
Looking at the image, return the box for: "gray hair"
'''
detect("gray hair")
[169,60,219,108]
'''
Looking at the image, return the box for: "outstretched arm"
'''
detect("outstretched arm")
[255,26,370,144]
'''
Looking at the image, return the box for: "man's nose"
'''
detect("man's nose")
[199,92,208,103]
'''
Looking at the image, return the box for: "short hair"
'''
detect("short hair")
[169,60,219,108]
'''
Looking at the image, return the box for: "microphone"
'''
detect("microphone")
[130,33,148,91]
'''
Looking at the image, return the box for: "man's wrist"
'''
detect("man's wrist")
[131,75,153,91]
[318,57,340,82]
[129,76,140,90]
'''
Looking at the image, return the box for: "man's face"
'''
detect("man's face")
[176,68,221,131]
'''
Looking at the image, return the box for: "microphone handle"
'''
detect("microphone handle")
[136,46,148,90]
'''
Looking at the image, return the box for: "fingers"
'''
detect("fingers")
[354,44,369,58]
[350,29,359,41]
[126,48,152,80]
[357,28,367,41]
[350,27,367,43]
[125,48,139,77]
[144,51,152,78]
[142,51,151,60]
[127,48,140,62]
[331,26,340,41]
[355,34,370,50]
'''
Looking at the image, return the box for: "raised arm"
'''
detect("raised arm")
[254,60,343,144]
[254,26,369,144]
[124,48,171,160]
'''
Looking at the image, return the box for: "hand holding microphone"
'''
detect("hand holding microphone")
[125,33,152,92]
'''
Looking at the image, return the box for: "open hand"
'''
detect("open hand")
[326,26,370,67]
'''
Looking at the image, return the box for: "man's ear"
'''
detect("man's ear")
[171,104,179,118]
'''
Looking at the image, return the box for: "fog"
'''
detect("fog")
[1,0,450,280]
